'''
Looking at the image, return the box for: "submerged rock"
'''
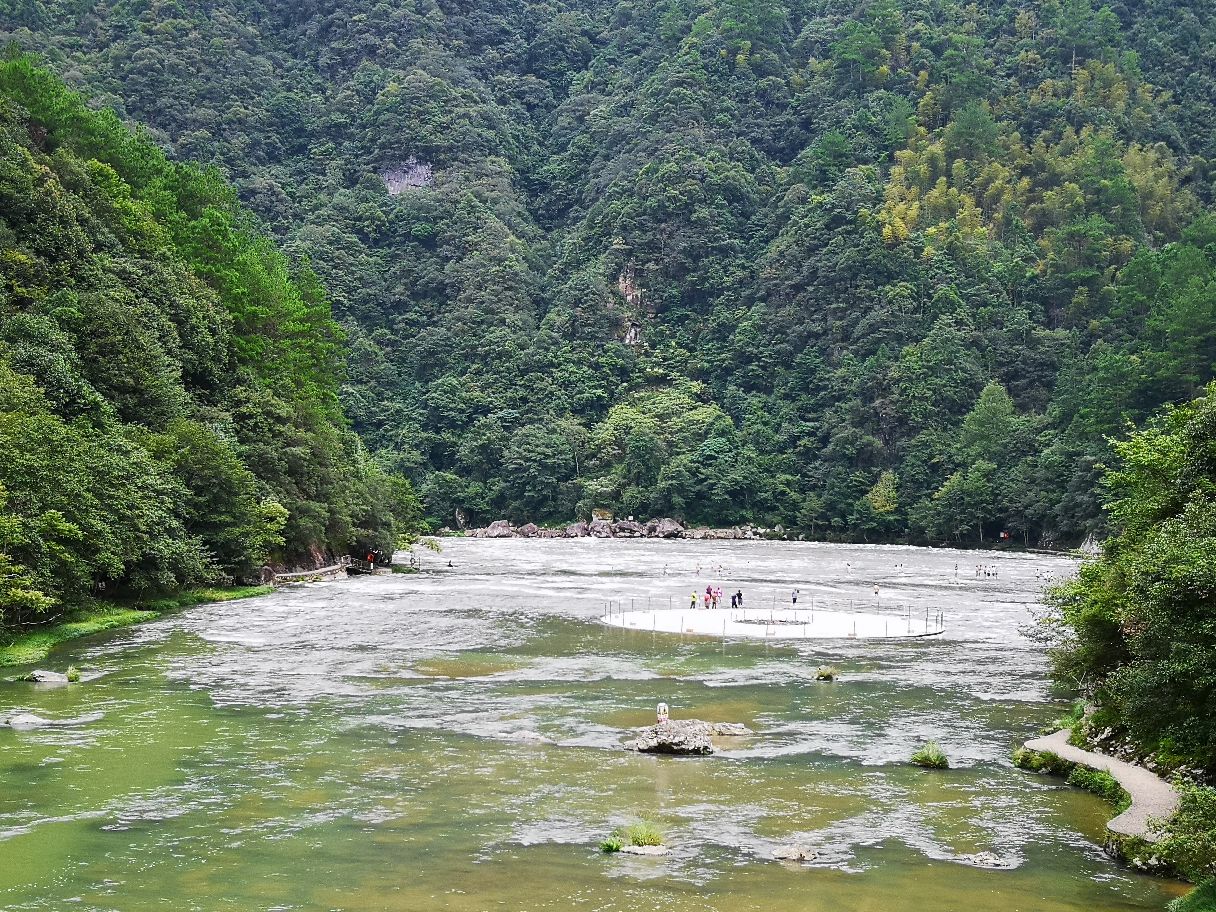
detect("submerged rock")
[20,669,69,684]
[957,851,1012,869]
[618,844,670,856]
[771,844,818,862]
[622,719,752,755]
[2,711,104,729]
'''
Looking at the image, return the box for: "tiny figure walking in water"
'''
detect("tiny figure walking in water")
[657,702,669,724]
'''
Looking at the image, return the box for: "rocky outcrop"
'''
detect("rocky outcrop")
[622,719,752,755]
[612,520,645,537]
[588,518,614,538]
[653,517,684,538]
[463,516,782,540]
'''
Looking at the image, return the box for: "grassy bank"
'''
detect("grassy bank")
[0,585,272,667]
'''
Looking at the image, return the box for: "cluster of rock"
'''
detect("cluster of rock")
[622,720,752,755]
[466,518,781,540]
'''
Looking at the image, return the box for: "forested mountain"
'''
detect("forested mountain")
[0,58,418,626]
[4,0,1216,544]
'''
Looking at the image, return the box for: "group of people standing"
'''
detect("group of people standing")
[692,586,745,610]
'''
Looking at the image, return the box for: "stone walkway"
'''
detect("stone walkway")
[1024,729,1180,841]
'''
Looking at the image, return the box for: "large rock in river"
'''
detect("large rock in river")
[20,669,69,684]
[2,711,104,729]
[653,517,684,538]
[588,519,614,538]
[612,520,645,537]
[516,522,540,538]
[484,520,514,538]
[565,521,589,538]
[622,720,751,755]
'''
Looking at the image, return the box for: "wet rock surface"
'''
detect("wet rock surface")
[622,720,752,755]
[618,844,671,856]
[771,844,818,862]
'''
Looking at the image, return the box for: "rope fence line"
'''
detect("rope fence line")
[598,595,946,638]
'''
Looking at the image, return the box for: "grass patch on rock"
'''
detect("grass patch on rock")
[601,820,665,852]
[911,741,949,769]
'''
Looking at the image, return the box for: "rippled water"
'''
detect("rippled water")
[0,540,1185,910]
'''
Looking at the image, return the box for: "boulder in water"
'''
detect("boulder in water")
[622,719,749,755]
[588,519,614,538]
[516,522,540,538]
[957,851,1012,869]
[565,521,589,537]
[612,520,645,537]
[2,711,104,729]
[20,669,69,684]
[484,520,514,538]
[652,517,684,538]
[772,844,818,862]
[619,844,671,856]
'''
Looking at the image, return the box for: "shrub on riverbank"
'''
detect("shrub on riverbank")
[1154,784,1216,882]
[1169,879,1216,912]
[911,742,949,769]
[1041,385,1216,776]
[1066,768,1131,814]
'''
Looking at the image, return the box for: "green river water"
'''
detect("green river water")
[0,540,1186,910]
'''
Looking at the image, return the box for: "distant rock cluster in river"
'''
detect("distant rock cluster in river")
[463,518,782,540]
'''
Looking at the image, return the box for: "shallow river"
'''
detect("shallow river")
[0,540,1185,910]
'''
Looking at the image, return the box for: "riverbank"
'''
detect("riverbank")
[0,585,271,667]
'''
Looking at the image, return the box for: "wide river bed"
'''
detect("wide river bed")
[0,540,1186,910]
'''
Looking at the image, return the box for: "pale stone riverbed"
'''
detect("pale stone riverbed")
[0,539,1187,910]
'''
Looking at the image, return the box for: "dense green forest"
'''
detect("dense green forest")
[1043,382,1216,886]
[0,57,420,628]
[2,0,1215,544]
[1046,381,1216,775]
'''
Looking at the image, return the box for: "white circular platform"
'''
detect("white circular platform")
[597,607,944,640]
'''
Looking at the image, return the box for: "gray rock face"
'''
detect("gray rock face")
[21,669,69,684]
[622,719,751,755]
[612,520,645,537]
[484,520,514,538]
[771,844,818,862]
[619,844,671,856]
[957,851,1012,869]
[588,519,614,538]
[653,517,684,538]
[516,522,540,538]
[565,521,589,537]
[624,721,713,755]
[2,711,104,729]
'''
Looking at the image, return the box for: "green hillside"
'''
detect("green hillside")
[0,56,419,627]
[2,0,1215,545]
